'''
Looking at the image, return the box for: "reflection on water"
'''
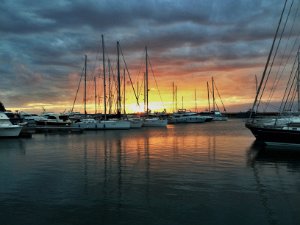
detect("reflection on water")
[247,141,300,225]
[0,139,26,155]
[0,120,300,225]
[247,141,300,169]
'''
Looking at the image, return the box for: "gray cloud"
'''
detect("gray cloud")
[0,0,298,112]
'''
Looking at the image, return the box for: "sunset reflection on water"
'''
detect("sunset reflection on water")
[1,120,300,225]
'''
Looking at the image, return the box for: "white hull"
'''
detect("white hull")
[72,119,104,130]
[72,119,130,130]
[200,111,227,121]
[168,116,206,124]
[143,118,168,127]
[0,112,23,137]
[37,113,72,126]
[0,126,22,137]
[129,119,143,128]
[72,122,104,130]
[101,120,130,130]
[249,116,300,127]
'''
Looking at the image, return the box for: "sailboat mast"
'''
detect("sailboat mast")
[297,51,300,112]
[117,41,121,118]
[175,85,178,112]
[108,58,112,115]
[101,35,107,120]
[172,82,175,113]
[137,81,139,102]
[84,55,87,116]
[255,74,258,95]
[195,89,197,112]
[207,81,210,112]
[94,77,97,114]
[212,77,215,112]
[250,0,288,117]
[123,68,126,115]
[144,72,146,113]
[145,46,149,116]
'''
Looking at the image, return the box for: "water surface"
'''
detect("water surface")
[1,119,300,225]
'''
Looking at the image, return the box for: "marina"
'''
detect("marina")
[1,0,300,224]
[0,120,300,225]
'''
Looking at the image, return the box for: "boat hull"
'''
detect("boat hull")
[72,121,104,130]
[129,120,143,128]
[0,126,22,137]
[101,120,130,130]
[246,123,300,144]
[143,118,167,127]
[168,117,206,124]
[72,120,130,130]
[36,121,71,126]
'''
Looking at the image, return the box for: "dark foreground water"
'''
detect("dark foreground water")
[1,119,300,225]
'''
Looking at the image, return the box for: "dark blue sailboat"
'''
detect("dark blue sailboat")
[246,0,300,145]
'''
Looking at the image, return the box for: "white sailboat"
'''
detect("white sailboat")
[71,55,105,130]
[128,117,144,128]
[101,119,130,129]
[142,46,168,127]
[0,112,22,137]
[143,117,168,127]
[73,38,130,130]
[72,118,104,130]
[200,78,228,121]
[101,37,130,129]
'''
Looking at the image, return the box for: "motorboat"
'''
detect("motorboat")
[199,111,228,121]
[0,112,22,137]
[168,109,207,124]
[36,113,72,126]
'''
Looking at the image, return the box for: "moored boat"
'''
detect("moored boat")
[246,119,300,144]
[101,120,131,129]
[143,117,168,127]
[72,118,104,130]
[245,1,300,145]
[36,113,72,126]
[0,112,22,137]
[168,109,206,124]
[199,111,228,121]
[128,118,143,128]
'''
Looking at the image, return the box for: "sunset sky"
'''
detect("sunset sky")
[1,0,299,114]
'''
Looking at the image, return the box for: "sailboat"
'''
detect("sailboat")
[100,38,130,129]
[199,78,228,121]
[245,0,300,145]
[142,46,168,127]
[71,55,105,130]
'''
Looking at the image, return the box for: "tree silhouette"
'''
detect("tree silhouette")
[0,102,6,112]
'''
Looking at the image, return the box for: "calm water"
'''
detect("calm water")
[1,119,300,225]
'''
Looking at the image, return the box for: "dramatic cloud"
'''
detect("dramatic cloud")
[0,0,299,112]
